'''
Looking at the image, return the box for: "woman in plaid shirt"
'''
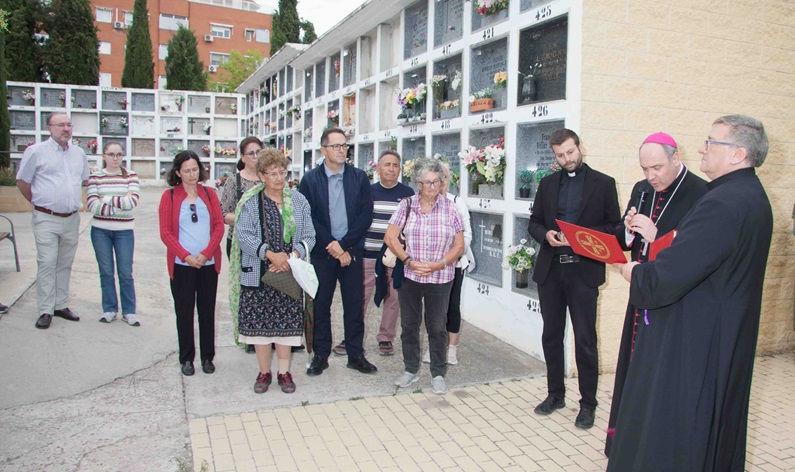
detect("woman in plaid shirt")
[385,158,464,395]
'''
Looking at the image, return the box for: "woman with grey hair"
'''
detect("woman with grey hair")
[422,161,474,366]
[384,158,465,395]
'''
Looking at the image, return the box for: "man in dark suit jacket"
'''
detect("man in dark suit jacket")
[299,128,376,376]
[528,128,621,429]
[604,132,707,456]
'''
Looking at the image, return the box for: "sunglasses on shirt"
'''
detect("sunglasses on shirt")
[189,204,198,223]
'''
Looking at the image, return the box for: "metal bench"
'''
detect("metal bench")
[0,214,20,272]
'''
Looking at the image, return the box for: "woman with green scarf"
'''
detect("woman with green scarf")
[230,148,315,394]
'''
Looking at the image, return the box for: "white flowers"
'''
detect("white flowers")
[451,70,463,92]
[504,239,536,272]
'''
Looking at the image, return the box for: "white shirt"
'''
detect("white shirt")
[16,138,89,213]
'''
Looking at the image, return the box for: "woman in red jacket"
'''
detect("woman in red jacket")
[159,151,225,377]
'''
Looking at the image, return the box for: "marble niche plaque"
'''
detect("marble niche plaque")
[215,97,236,115]
[432,132,461,195]
[471,38,508,109]
[303,150,314,175]
[161,116,183,134]
[189,95,211,114]
[285,65,294,92]
[188,140,210,155]
[12,135,35,152]
[315,61,326,97]
[404,1,428,60]
[102,91,128,111]
[8,86,35,107]
[343,43,357,87]
[130,160,156,179]
[469,211,504,286]
[9,111,36,131]
[131,115,155,136]
[515,120,564,200]
[357,143,374,172]
[72,89,97,109]
[132,139,156,157]
[215,163,237,180]
[434,0,464,47]
[131,93,155,112]
[304,71,314,101]
[187,117,211,135]
[511,215,540,298]
[518,16,568,104]
[329,54,341,92]
[100,113,130,136]
[160,94,184,113]
[160,139,183,157]
[41,88,66,108]
[433,54,463,119]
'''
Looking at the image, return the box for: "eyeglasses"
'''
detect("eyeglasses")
[243,149,261,157]
[189,204,198,223]
[418,179,442,188]
[322,144,350,152]
[264,170,287,178]
[49,123,73,128]
[704,139,738,151]
[104,153,124,159]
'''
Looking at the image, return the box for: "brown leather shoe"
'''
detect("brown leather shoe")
[54,308,80,322]
[35,313,53,329]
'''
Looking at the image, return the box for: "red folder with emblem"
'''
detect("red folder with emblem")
[648,230,677,261]
[555,219,628,264]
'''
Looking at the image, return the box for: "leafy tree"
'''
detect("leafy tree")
[270,0,299,55]
[300,19,317,44]
[165,25,207,91]
[121,0,154,89]
[0,8,9,168]
[41,0,99,85]
[211,49,263,93]
[0,0,45,82]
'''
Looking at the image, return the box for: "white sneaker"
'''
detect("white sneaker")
[122,314,141,327]
[99,312,117,323]
[394,371,420,388]
[431,376,448,395]
[422,349,431,363]
[447,345,458,365]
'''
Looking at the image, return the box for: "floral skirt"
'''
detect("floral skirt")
[238,285,303,338]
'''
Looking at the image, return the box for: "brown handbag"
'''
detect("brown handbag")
[258,194,302,300]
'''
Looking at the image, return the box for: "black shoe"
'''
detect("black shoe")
[201,360,215,374]
[575,406,595,429]
[306,355,329,376]
[181,361,195,376]
[347,355,377,374]
[291,344,305,353]
[534,395,566,415]
[35,313,53,329]
[0,303,9,314]
[53,308,80,321]
[245,344,255,354]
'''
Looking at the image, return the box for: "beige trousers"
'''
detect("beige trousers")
[32,211,80,315]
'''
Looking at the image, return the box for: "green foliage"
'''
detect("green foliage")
[0,168,16,185]
[270,0,300,55]
[165,25,207,91]
[42,0,99,85]
[518,169,534,188]
[210,49,263,93]
[1,0,45,82]
[300,19,317,44]
[121,0,154,89]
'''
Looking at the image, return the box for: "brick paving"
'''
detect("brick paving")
[190,353,795,472]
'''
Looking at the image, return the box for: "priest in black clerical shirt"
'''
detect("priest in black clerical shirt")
[528,128,621,429]
[604,132,707,456]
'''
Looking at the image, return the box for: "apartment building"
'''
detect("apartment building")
[92,0,272,88]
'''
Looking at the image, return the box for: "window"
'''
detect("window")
[123,10,134,26]
[159,13,188,31]
[158,76,167,90]
[245,29,255,42]
[96,7,112,23]
[210,24,232,39]
[210,53,230,66]
[158,44,169,60]
[99,73,112,87]
[255,29,270,44]
[99,41,111,55]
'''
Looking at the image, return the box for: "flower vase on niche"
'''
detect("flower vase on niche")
[471,174,486,195]
[515,270,529,289]
[522,76,538,104]
[470,98,494,113]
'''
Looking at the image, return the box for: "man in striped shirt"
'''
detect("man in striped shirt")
[359,151,414,356]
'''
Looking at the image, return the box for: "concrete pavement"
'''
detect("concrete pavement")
[1,185,793,471]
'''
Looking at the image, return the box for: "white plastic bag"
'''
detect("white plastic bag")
[288,243,318,298]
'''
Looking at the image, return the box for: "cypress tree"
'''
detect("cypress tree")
[165,25,207,91]
[1,0,45,82]
[0,9,10,168]
[270,0,300,54]
[300,19,317,44]
[42,0,99,85]
[121,0,154,89]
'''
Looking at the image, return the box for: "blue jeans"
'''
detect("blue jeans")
[91,227,136,314]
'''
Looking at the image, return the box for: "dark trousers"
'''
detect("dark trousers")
[313,255,365,359]
[399,278,453,378]
[446,268,464,333]
[537,261,599,407]
[170,264,218,364]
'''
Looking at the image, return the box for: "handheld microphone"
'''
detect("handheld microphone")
[636,190,649,216]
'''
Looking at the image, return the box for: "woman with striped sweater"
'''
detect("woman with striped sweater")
[86,142,141,326]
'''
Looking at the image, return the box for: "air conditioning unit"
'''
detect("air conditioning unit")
[208,65,218,73]
[203,34,213,42]
[113,21,125,29]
